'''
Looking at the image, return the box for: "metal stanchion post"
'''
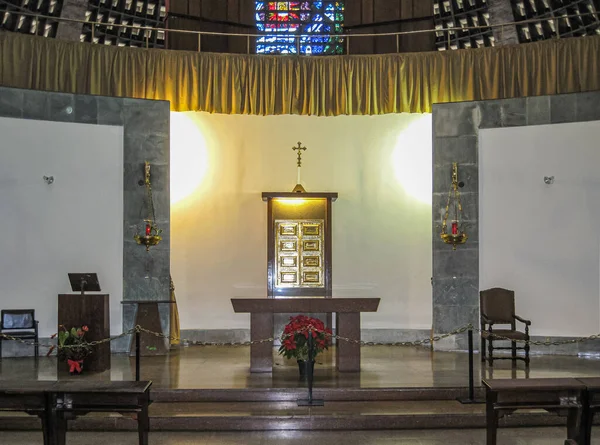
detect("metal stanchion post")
[457,328,483,404]
[297,329,324,406]
[135,330,140,382]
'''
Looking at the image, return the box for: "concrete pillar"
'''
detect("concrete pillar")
[55,0,87,42]
[487,0,519,45]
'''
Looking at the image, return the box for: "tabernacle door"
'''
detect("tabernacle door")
[262,192,337,298]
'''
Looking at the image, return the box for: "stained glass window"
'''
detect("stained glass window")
[256,1,345,55]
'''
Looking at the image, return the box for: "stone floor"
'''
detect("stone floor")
[0,428,595,444]
[1,345,599,389]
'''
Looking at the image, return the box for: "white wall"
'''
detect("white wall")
[0,118,124,337]
[170,112,433,332]
[479,121,600,337]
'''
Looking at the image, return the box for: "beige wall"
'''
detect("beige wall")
[170,111,433,332]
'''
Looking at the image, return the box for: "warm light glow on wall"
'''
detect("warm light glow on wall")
[392,114,433,204]
[170,112,208,205]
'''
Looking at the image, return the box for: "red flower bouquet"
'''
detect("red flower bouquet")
[48,325,91,360]
[278,315,332,361]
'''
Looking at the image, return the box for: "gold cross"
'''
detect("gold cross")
[292,142,307,167]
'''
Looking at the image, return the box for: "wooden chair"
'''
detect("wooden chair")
[0,309,39,359]
[480,288,531,367]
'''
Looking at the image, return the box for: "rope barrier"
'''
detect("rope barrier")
[3,323,600,352]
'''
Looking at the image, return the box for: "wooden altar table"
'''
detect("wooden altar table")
[231,298,380,373]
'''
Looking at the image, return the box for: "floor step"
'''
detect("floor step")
[0,400,567,431]
[151,386,485,402]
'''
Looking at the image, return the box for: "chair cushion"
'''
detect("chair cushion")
[0,330,36,338]
[481,329,528,340]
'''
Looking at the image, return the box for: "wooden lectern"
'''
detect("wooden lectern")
[58,273,110,372]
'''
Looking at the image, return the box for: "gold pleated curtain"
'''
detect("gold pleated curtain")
[1,31,599,115]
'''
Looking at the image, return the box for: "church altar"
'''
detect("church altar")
[231,298,380,373]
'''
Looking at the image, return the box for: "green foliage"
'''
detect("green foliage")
[55,325,91,361]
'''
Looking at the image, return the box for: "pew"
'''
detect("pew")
[483,378,585,445]
[0,380,152,445]
[0,381,54,445]
[577,378,600,445]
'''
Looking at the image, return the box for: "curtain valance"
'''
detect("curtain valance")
[1,31,598,115]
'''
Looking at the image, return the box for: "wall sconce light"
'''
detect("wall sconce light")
[440,162,468,250]
[544,176,554,185]
[43,175,54,185]
[134,161,162,251]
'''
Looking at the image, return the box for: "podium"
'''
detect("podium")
[57,293,110,372]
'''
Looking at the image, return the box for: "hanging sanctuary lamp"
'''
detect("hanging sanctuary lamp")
[440,162,468,250]
[134,161,163,251]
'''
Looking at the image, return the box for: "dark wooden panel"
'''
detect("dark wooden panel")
[168,18,201,51]
[374,0,400,54]
[227,0,245,53]
[404,18,435,52]
[344,0,362,27]
[57,294,110,372]
[227,0,239,21]
[166,0,195,50]
[413,0,433,18]
[239,0,256,53]
[201,0,228,52]
[348,0,374,54]
[168,0,188,14]
[400,0,414,18]
[188,0,201,16]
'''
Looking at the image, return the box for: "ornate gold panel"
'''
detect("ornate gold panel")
[275,219,324,288]
[303,256,320,267]
[279,224,298,236]
[303,271,320,283]
[279,240,297,251]
[280,272,298,284]
[280,256,298,267]
[303,240,320,251]
[302,224,320,236]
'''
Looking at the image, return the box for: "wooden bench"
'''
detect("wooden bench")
[0,381,54,445]
[0,380,152,445]
[577,378,600,445]
[483,378,585,445]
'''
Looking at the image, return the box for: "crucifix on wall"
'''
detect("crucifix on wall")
[292,142,307,193]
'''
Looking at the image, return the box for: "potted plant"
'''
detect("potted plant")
[278,315,331,378]
[50,325,92,375]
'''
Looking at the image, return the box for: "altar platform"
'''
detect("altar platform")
[1,345,598,390]
[2,346,600,433]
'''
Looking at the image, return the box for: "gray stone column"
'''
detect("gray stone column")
[487,0,519,45]
[55,0,87,42]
